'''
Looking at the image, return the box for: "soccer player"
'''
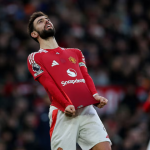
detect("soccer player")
[27,11,111,150]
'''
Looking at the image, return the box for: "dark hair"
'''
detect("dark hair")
[27,11,48,43]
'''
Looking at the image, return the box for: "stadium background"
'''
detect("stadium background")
[0,0,150,150]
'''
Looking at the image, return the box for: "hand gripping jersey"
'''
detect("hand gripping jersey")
[27,47,98,112]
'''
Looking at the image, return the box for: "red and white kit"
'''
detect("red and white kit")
[27,47,111,150]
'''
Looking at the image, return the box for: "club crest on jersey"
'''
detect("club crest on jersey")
[69,57,76,64]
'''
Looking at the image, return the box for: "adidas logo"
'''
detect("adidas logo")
[51,60,59,67]
[56,52,59,54]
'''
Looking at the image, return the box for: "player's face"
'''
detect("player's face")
[32,16,55,40]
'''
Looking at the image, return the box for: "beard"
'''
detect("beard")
[37,27,55,40]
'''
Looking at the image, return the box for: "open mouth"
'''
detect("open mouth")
[45,24,53,30]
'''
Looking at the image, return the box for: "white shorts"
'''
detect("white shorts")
[147,140,150,150]
[48,105,111,150]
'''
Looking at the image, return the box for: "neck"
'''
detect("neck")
[39,37,59,49]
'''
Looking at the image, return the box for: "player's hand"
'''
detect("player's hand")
[94,95,108,108]
[64,105,76,117]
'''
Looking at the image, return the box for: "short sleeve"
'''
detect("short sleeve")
[27,53,45,81]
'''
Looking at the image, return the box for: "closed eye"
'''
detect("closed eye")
[37,19,44,24]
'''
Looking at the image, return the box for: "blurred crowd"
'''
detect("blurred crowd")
[0,0,150,150]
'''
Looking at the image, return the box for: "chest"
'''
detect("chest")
[42,50,79,70]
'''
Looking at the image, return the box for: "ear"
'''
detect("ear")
[31,31,38,38]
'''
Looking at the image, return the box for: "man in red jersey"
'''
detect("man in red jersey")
[27,11,111,150]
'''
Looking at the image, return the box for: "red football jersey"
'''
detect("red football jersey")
[27,47,98,111]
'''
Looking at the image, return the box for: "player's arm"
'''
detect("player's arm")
[37,74,75,116]
[77,50,108,108]
[37,73,72,109]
